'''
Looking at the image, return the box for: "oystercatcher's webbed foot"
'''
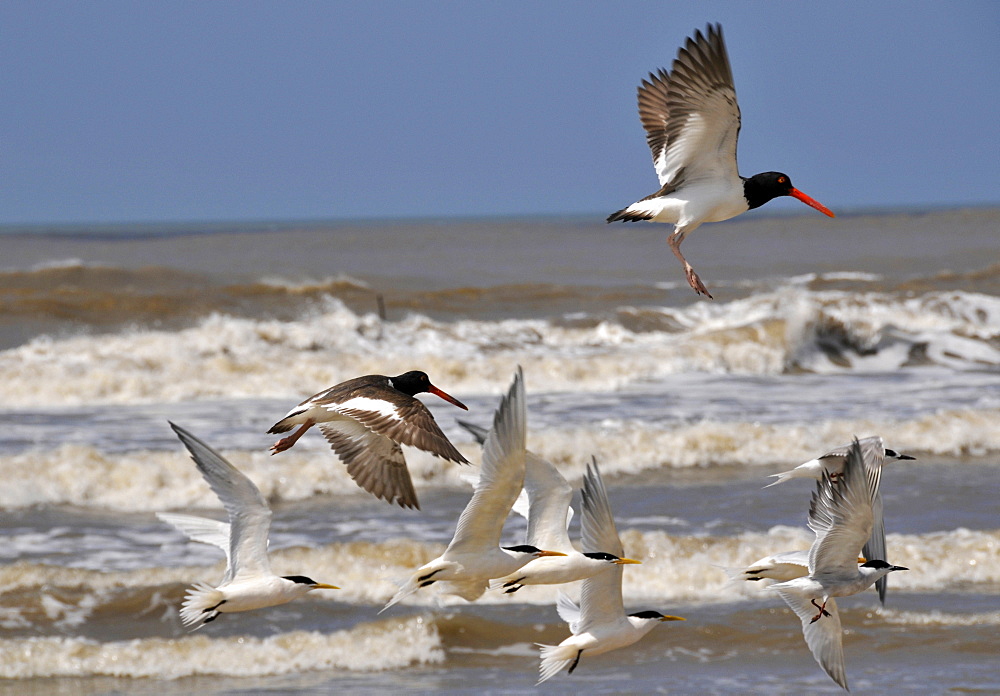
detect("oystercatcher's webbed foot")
[685,265,713,299]
[269,421,314,454]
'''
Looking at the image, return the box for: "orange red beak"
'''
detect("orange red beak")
[789,188,835,218]
[428,385,469,410]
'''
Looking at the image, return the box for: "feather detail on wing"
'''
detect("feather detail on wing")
[169,423,272,583]
[638,24,741,188]
[808,438,881,575]
[447,368,526,555]
[334,400,468,464]
[318,421,419,509]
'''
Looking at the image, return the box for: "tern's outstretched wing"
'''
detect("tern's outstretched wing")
[808,438,881,576]
[774,590,847,691]
[576,460,628,634]
[169,423,272,584]
[446,368,526,555]
[156,512,232,560]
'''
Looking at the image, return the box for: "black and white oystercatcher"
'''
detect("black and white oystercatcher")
[607,23,835,299]
[268,371,469,509]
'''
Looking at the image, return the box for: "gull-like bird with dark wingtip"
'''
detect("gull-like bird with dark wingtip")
[381,368,566,611]
[769,437,909,691]
[536,459,684,683]
[163,422,339,629]
[268,370,469,509]
[607,23,835,298]
[765,435,914,604]
[721,549,866,585]
[455,421,641,594]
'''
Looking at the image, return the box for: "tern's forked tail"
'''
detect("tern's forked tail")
[179,581,225,629]
[536,643,579,684]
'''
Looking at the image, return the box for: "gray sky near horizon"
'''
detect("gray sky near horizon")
[1,1,998,225]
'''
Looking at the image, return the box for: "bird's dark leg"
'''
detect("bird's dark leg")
[418,569,444,583]
[809,598,831,623]
[667,228,712,299]
[567,650,583,674]
[270,420,314,454]
[203,599,227,613]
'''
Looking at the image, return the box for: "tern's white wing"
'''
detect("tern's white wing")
[865,492,889,603]
[579,458,624,559]
[156,513,231,560]
[446,368,526,555]
[815,435,885,466]
[555,591,583,634]
[638,24,741,188]
[808,438,881,575]
[170,422,273,583]
[774,590,847,691]
[576,460,628,633]
[852,438,890,604]
[522,452,574,551]
[457,419,574,542]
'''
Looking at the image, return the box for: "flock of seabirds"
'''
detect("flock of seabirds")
[157,24,907,692]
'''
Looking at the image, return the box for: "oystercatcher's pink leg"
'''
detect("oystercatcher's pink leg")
[270,420,315,454]
[668,229,713,299]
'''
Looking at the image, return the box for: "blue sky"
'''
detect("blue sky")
[1,1,997,225]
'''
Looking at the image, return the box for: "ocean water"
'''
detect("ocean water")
[0,209,998,694]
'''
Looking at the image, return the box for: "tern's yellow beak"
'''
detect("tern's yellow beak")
[313,583,340,590]
[614,557,642,565]
[857,557,867,564]
[659,615,686,622]
[536,550,568,557]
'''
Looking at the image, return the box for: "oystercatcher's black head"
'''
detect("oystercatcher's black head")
[390,371,468,410]
[744,172,835,217]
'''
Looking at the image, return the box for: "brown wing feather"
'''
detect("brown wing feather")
[339,401,469,464]
[318,422,419,509]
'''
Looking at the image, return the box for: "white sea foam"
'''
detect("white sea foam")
[0,289,996,408]
[0,617,444,679]
[0,528,995,625]
[879,609,1000,627]
[5,406,1000,512]
[1,407,996,512]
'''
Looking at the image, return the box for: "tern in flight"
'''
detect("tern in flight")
[164,423,338,629]
[381,368,566,610]
[765,435,914,603]
[770,438,908,691]
[456,421,640,594]
[536,460,684,683]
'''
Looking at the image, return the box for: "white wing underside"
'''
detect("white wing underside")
[523,452,575,551]
[576,460,627,634]
[556,591,583,634]
[156,512,232,560]
[808,438,882,576]
[170,424,274,584]
[775,590,848,691]
[446,369,526,556]
[656,96,740,188]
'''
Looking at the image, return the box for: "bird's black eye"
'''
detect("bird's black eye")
[885,449,898,457]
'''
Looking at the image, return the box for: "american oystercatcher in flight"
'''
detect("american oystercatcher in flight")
[268,371,469,509]
[607,24,835,298]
